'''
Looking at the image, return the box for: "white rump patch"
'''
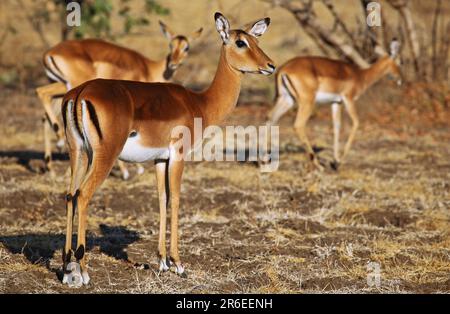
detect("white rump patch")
[315,91,343,104]
[119,133,169,163]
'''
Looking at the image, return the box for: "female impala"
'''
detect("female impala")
[267,39,402,170]
[60,12,275,285]
[36,21,202,179]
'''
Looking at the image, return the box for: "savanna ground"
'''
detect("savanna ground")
[0,80,449,293]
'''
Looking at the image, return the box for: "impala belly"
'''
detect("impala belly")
[119,133,169,163]
[315,91,343,104]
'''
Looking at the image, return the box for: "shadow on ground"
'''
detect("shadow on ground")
[0,224,140,271]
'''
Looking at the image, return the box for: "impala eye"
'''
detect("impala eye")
[235,40,247,48]
[184,45,189,52]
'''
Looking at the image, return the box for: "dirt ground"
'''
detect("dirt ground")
[0,81,449,293]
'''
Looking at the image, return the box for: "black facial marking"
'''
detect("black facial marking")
[85,100,103,140]
[174,35,187,41]
[74,244,85,260]
[163,54,175,80]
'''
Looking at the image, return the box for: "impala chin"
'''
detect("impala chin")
[260,69,274,75]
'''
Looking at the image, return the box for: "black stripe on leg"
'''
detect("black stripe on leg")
[85,100,103,140]
[62,100,69,130]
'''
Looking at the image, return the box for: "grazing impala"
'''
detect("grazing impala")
[36,21,202,179]
[267,39,402,170]
[60,12,275,286]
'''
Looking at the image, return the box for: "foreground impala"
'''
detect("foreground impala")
[60,12,275,286]
[267,39,402,170]
[36,21,202,179]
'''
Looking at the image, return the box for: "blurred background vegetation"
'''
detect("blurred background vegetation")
[0,0,448,100]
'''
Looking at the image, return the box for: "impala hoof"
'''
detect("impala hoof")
[136,165,145,175]
[159,258,170,272]
[330,160,340,171]
[56,139,65,150]
[62,262,89,287]
[174,263,186,278]
[122,169,130,181]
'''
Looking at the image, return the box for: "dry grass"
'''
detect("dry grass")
[0,82,449,293]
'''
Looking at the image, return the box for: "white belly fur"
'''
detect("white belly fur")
[119,134,169,163]
[315,91,343,104]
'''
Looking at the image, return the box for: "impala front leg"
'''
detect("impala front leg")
[168,156,185,277]
[331,103,342,170]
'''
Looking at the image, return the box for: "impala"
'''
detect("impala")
[36,21,202,179]
[267,39,402,170]
[60,12,275,286]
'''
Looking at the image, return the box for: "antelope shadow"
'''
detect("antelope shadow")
[0,150,69,172]
[0,224,141,277]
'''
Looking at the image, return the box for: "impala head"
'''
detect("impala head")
[387,38,403,86]
[159,21,203,71]
[214,12,275,75]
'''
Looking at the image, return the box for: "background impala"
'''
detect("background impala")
[36,21,202,180]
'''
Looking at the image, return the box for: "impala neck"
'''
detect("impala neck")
[360,56,391,92]
[201,46,243,126]
[147,56,172,82]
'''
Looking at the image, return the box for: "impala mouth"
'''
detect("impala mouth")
[259,69,274,75]
[169,63,181,70]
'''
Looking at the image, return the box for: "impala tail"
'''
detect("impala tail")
[62,88,103,169]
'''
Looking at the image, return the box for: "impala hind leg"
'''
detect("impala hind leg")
[36,82,67,171]
[117,160,130,180]
[294,96,324,171]
[155,159,170,272]
[330,103,342,171]
[62,148,88,286]
[342,97,359,163]
[267,95,294,125]
[68,156,118,286]
[168,157,186,277]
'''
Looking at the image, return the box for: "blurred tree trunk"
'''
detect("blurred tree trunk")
[388,0,422,77]
[431,0,442,80]
[272,0,370,68]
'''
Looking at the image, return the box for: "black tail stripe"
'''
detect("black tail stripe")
[72,94,83,140]
[49,56,66,81]
[85,100,103,140]
[43,57,67,84]
[62,100,69,130]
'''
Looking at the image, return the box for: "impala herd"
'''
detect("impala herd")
[32,12,401,286]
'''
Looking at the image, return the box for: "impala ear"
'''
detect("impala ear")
[159,21,174,40]
[215,12,230,43]
[390,38,401,58]
[189,27,203,41]
[244,17,270,37]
